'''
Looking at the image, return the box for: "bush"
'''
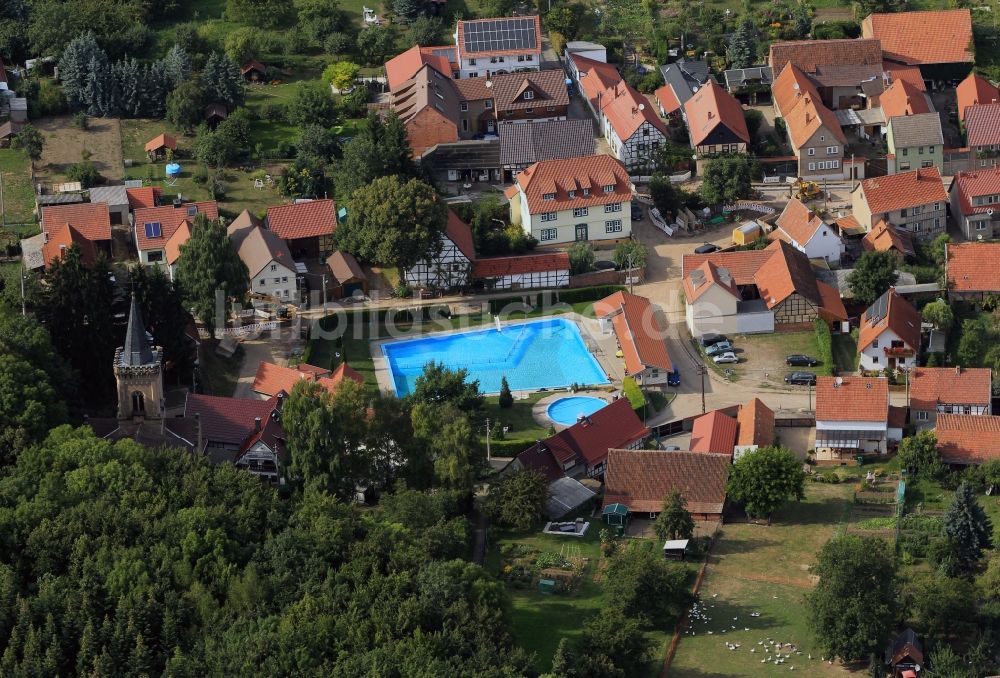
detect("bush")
[613,241,647,270]
[814,318,835,376]
[622,377,645,411]
[261,103,287,121]
[498,376,513,409]
[567,241,595,274]
[72,112,89,130]
[66,160,102,188]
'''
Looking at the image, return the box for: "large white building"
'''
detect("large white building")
[454,16,542,79]
[815,376,899,463]
[504,154,633,245]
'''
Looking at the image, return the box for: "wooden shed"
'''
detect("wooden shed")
[204,104,228,129]
[241,60,267,82]
[326,250,368,299]
[144,133,177,159]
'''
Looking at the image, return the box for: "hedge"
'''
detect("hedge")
[814,318,835,376]
[488,439,535,457]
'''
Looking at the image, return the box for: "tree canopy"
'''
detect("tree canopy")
[700,155,756,205]
[175,214,250,335]
[942,481,993,577]
[726,446,805,520]
[847,251,898,305]
[653,490,695,542]
[483,469,549,531]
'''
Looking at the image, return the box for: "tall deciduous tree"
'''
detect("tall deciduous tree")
[604,542,692,625]
[921,299,954,333]
[726,445,805,520]
[286,82,338,127]
[847,251,898,305]
[943,481,993,577]
[700,155,756,205]
[653,490,695,542]
[226,0,294,27]
[896,430,944,480]
[167,80,205,133]
[175,213,249,335]
[336,175,446,270]
[410,361,484,412]
[483,469,548,530]
[411,401,481,490]
[809,535,899,661]
[334,111,419,198]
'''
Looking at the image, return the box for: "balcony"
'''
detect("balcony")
[883,345,914,357]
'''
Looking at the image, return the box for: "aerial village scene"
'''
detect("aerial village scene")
[2,0,1000,675]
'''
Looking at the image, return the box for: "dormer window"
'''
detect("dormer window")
[523,90,535,100]
[568,190,576,198]
[603,184,615,194]
[583,188,590,196]
[543,192,555,200]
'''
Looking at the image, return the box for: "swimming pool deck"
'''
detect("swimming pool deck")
[369,313,625,396]
[531,391,614,431]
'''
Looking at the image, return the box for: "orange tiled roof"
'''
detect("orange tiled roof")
[603,449,730,515]
[126,187,161,210]
[952,167,1000,217]
[681,250,774,284]
[42,223,97,268]
[385,45,454,90]
[883,62,926,92]
[573,54,622,110]
[909,367,992,410]
[682,259,740,302]
[936,413,1000,464]
[602,81,668,142]
[134,201,218,252]
[654,84,681,115]
[472,251,570,278]
[957,73,1000,123]
[164,219,192,265]
[772,63,845,147]
[690,410,738,454]
[946,242,1000,293]
[856,167,946,215]
[144,133,177,153]
[736,398,775,448]
[40,203,112,242]
[445,210,476,260]
[857,288,921,355]
[815,376,889,422]
[862,9,973,66]
[769,38,882,75]
[266,199,337,241]
[252,360,363,397]
[513,154,631,214]
[816,280,848,323]
[862,219,915,257]
[755,240,822,309]
[879,78,931,120]
[683,79,749,147]
[774,197,826,246]
[593,292,672,374]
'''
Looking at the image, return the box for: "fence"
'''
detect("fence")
[221,321,279,336]
[723,200,775,214]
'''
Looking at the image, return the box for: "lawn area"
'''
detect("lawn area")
[669,482,860,677]
[0,149,37,225]
[488,515,681,676]
[905,476,1000,543]
[699,330,821,385]
[832,331,859,375]
[482,391,551,454]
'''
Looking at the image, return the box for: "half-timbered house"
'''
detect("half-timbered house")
[405,211,477,290]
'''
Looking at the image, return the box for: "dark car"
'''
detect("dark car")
[667,369,681,386]
[699,333,728,347]
[784,371,817,386]
[705,340,734,357]
[786,354,819,367]
[694,242,721,254]
[630,203,644,221]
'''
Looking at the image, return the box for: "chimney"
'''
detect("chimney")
[254,416,262,432]
[195,413,202,455]
[707,111,714,119]
[956,365,962,375]
[805,112,812,123]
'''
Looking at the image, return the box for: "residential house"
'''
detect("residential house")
[404,210,476,290]
[862,219,915,259]
[454,15,542,79]
[909,366,992,426]
[498,119,595,179]
[878,78,933,129]
[385,45,457,90]
[735,397,775,458]
[689,410,738,455]
[390,64,463,156]
[654,84,682,119]
[599,81,669,170]
[593,291,674,386]
[602,449,730,522]
[41,223,97,269]
[945,242,1000,301]
[957,72,999,123]
[964,103,1000,169]
[768,38,884,110]
[252,361,364,399]
[133,200,218,270]
[228,210,298,302]
[472,251,570,290]
[505,154,633,245]
[814,376,894,461]
[491,69,569,124]
[936,413,1000,465]
[886,113,943,174]
[768,197,843,263]
[564,41,606,64]
[185,392,288,481]
[850,167,948,239]
[681,240,847,336]
[568,53,621,119]
[658,58,712,110]
[266,199,336,260]
[857,288,921,371]
[772,63,847,180]
[326,251,368,299]
[862,9,974,82]
[87,185,130,226]
[683,79,750,162]
[511,397,648,479]
[40,203,112,259]
[949,168,1000,239]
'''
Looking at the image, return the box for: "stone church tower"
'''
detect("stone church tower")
[114,295,165,420]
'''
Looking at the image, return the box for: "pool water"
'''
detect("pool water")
[546,396,608,426]
[381,317,609,396]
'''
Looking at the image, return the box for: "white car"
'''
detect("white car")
[713,352,739,364]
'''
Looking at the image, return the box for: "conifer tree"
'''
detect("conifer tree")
[943,481,993,576]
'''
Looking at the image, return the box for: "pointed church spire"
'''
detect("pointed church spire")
[121,294,154,366]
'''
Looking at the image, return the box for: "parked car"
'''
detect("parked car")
[786,354,819,367]
[784,371,817,385]
[630,203,644,221]
[713,352,739,364]
[694,242,721,254]
[664,445,681,451]
[699,333,728,347]
[705,341,734,356]
[667,368,681,386]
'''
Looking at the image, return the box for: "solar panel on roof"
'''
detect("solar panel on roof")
[144,222,162,238]
[463,17,537,54]
[865,290,890,324]
[187,205,198,216]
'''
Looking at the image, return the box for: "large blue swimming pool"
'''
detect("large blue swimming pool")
[381,317,609,396]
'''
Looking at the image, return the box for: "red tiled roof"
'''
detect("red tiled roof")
[879,79,931,120]
[492,70,570,113]
[816,280,848,323]
[573,54,623,111]
[683,79,749,147]
[542,397,649,467]
[42,223,97,268]
[472,251,570,278]
[682,259,740,303]
[603,449,730,514]
[755,240,821,309]
[815,376,888,423]
[772,63,845,147]
[512,154,632,214]
[736,398,775,448]
[512,442,565,482]
[857,288,921,355]
[856,167,947,215]
[126,187,161,210]
[947,242,1000,293]
[164,219,192,265]
[266,199,337,241]
[185,393,282,447]
[690,410,738,454]
[133,201,219,252]
[965,102,1000,148]
[957,73,1000,123]
[936,413,1000,464]
[654,85,681,115]
[909,367,992,410]
[883,62,926,92]
[769,38,883,74]
[445,209,476,260]
[593,291,672,373]
[144,133,177,152]
[385,45,454,90]
[862,219,915,257]
[40,203,111,242]
[682,250,774,284]
[774,198,826,246]
[862,9,973,66]
[601,81,668,142]
[952,168,1000,217]
[252,360,362,397]
[455,15,542,59]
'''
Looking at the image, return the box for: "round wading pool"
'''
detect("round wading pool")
[546,396,608,426]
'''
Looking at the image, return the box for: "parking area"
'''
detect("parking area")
[696,331,824,388]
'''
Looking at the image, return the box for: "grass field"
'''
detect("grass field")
[701,330,822,385]
[669,482,862,677]
[481,391,551,448]
[34,116,124,187]
[0,149,37,226]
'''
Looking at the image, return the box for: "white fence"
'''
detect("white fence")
[221,321,279,336]
[669,171,692,184]
[723,201,776,214]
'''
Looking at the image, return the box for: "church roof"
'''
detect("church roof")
[121,294,154,366]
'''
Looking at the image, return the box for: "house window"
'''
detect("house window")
[568,190,576,198]
[540,212,557,222]
[603,184,615,193]
[573,207,588,217]
[899,162,911,171]
[913,222,922,232]
[919,147,924,154]
[498,56,504,63]
[637,143,647,151]
[902,148,908,156]
[259,278,266,286]
[469,72,479,78]
[490,57,497,64]
[827,146,838,154]
[540,228,557,241]
[582,188,590,196]
[872,355,879,364]
[605,219,623,233]
[523,90,534,100]
[270,264,277,271]
[916,410,929,421]
[526,55,533,61]
[147,251,164,263]
[933,202,940,210]
[977,221,988,230]
[922,161,933,168]
[642,128,650,136]
[469,58,477,66]
[485,99,493,109]
[900,208,907,217]
[928,146,935,153]
[808,148,816,156]
[518,55,525,62]
[872,339,879,348]
[605,203,622,213]
[542,192,555,201]
[461,102,469,111]
[462,119,469,132]
[819,135,825,141]
[525,107,534,113]
[505,109,513,115]
[964,406,972,414]
[273,278,280,284]
[808,162,816,171]
[934,218,940,229]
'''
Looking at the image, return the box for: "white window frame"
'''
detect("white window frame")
[603,185,615,194]
[523,90,535,100]
[540,212,557,222]
[604,203,622,213]
[573,207,588,217]
[808,148,816,156]
[542,192,555,201]
[916,410,929,421]
[605,219,623,233]
[540,228,557,241]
